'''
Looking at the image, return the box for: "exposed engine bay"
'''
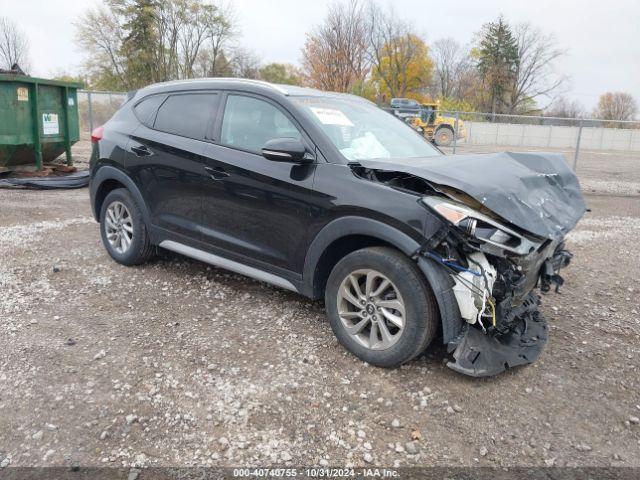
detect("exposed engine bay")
[350,151,587,377]
[420,233,571,377]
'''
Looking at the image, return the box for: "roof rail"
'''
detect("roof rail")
[146,77,290,95]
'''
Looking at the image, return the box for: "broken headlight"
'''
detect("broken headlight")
[421,196,541,256]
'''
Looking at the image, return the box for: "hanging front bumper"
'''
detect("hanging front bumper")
[446,294,548,377]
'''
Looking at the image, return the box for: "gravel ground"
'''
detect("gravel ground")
[0,145,639,470]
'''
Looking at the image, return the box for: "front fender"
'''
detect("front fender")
[303,216,422,299]
[417,257,463,344]
[303,216,463,343]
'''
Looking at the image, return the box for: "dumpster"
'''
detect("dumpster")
[0,74,80,172]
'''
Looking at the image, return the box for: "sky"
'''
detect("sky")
[3,0,639,111]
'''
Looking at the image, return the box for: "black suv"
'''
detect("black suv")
[90,79,585,377]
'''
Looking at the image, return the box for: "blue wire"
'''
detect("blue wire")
[425,252,482,277]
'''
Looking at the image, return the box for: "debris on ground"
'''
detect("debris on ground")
[0,169,90,189]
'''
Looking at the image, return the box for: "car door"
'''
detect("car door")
[127,92,220,240]
[200,93,317,274]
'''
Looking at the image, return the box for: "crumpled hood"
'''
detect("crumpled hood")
[353,151,587,240]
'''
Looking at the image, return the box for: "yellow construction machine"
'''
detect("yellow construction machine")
[407,103,466,147]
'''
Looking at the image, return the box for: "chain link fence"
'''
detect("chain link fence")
[78,90,128,138]
[438,110,640,168]
[433,110,640,196]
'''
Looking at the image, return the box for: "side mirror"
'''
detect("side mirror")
[261,138,313,163]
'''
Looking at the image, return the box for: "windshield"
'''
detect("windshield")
[291,96,441,161]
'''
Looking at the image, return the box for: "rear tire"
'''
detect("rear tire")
[325,247,438,367]
[435,127,454,147]
[99,188,154,266]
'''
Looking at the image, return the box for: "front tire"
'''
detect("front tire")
[435,127,454,146]
[100,188,154,266]
[325,247,439,367]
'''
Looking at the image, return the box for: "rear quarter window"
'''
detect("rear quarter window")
[133,95,166,126]
[153,93,219,140]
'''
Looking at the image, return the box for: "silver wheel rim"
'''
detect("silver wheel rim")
[105,201,133,254]
[337,269,406,350]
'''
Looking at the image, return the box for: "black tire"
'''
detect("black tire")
[435,127,454,147]
[325,247,439,367]
[99,188,154,266]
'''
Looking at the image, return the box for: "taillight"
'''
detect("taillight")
[91,126,104,143]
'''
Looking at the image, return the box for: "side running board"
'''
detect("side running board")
[159,240,298,292]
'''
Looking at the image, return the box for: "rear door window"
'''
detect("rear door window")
[220,94,301,153]
[154,93,219,140]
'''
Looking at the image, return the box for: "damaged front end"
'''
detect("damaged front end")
[419,195,575,377]
[351,151,586,377]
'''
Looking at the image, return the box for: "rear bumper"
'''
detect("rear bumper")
[89,176,99,221]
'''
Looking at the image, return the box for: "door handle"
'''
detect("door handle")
[131,145,152,157]
[204,166,230,180]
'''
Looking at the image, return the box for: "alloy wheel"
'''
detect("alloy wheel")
[105,201,133,254]
[336,269,406,350]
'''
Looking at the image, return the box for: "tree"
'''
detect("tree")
[595,92,638,122]
[367,5,433,102]
[437,96,476,114]
[118,0,159,88]
[0,17,31,72]
[76,0,237,89]
[369,34,433,101]
[197,49,233,77]
[476,16,519,114]
[75,5,128,90]
[200,1,236,77]
[301,0,369,92]
[431,38,472,100]
[259,63,301,85]
[545,97,585,118]
[231,47,261,79]
[506,23,565,114]
[155,0,214,80]
[50,71,89,87]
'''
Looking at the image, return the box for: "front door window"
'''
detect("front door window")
[220,95,301,153]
